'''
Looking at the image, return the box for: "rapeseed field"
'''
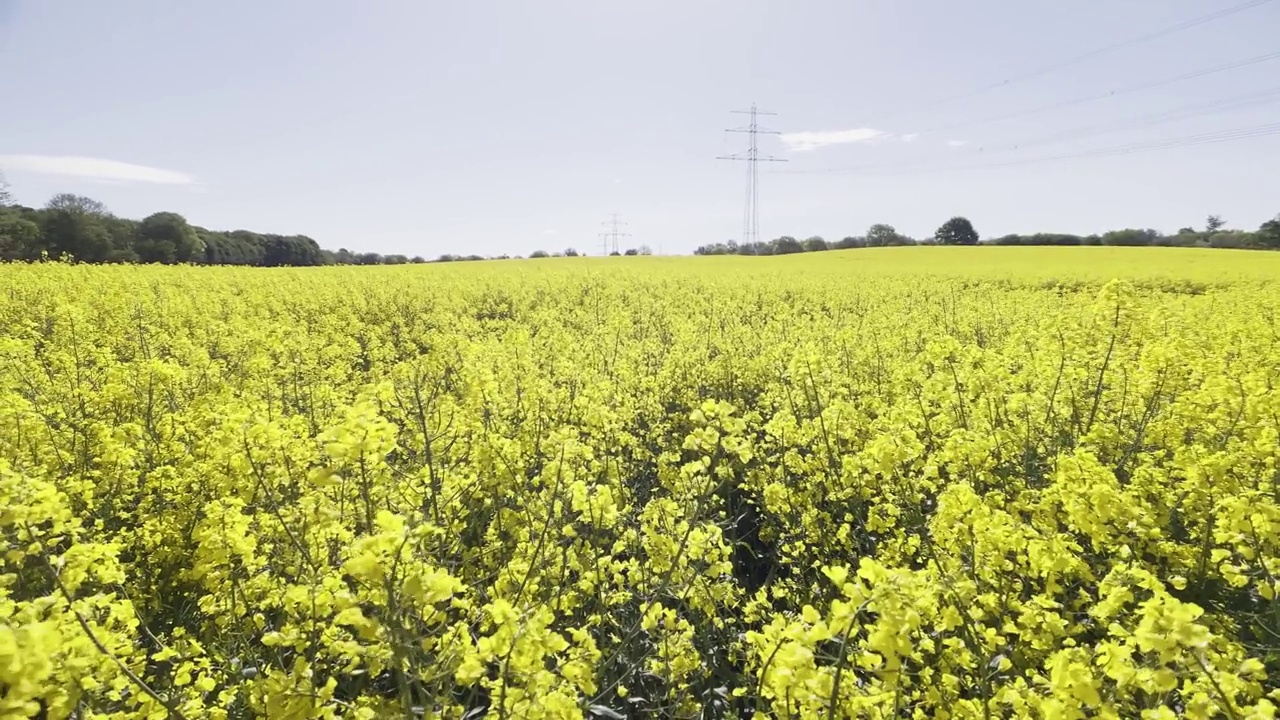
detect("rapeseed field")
[3,247,1279,718]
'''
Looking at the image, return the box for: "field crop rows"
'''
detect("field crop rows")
[2,248,1279,718]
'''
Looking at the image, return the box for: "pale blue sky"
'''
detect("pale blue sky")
[2,0,1278,256]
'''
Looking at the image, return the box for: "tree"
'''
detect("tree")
[1100,228,1161,246]
[1206,215,1226,234]
[40,194,114,261]
[935,216,979,245]
[563,248,580,257]
[0,175,40,259]
[529,250,550,258]
[203,230,266,265]
[0,213,40,260]
[834,236,866,249]
[1258,214,1280,249]
[637,245,653,255]
[802,236,830,252]
[47,193,108,215]
[623,248,639,256]
[262,234,323,266]
[103,217,140,262]
[1207,231,1259,249]
[135,212,203,263]
[770,236,803,255]
[866,224,899,248]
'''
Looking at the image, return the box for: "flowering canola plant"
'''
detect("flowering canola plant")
[2,247,1279,718]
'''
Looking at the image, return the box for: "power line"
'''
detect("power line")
[907,49,1280,136]
[864,0,1275,123]
[996,87,1280,150]
[788,121,1280,177]
[717,103,787,246]
[599,212,630,255]
[784,85,1280,175]
[974,121,1280,170]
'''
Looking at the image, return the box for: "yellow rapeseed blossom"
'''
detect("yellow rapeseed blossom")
[1,248,1279,717]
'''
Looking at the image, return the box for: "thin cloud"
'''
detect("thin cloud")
[780,128,887,152]
[946,140,969,148]
[0,154,197,185]
[900,133,919,143]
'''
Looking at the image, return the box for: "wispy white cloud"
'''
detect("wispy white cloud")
[0,154,197,185]
[946,140,969,148]
[900,133,919,143]
[780,128,887,152]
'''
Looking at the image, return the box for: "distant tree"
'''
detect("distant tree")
[1206,215,1226,234]
[204,230,266,265]
[935,216,979,245]
[609,250,621,256]
[0,176,40,259]
[530,250,550,258]
[802,236,830,252]
[1163,230,1203,247]
[637,245,653,255]
[1207,231,1258,249]
[383,254,409,265]
[0,212,40,260]
[1256,214,1280,248]
[694,242,733,255]
[770,236,804,255]
[135,212,203,263]
[103,217,140,262]
[47,193,107,216]
[563,248,580,257]
[1100,228,1161,246]
[624,248,639,256]
[866,224,899,247]
[411,256,426,264]
[834,236,866,249]
[40,194,115,261]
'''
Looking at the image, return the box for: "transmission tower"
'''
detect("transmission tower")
[600,212,630,255]
[717,103,786,246]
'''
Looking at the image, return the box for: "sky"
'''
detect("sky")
[1,0,1279,257]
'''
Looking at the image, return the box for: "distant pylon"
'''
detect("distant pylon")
[600,212,630,255]
[717,104,786,246]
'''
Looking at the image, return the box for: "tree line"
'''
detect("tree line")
[6,182,1279,265]
[695,214,1280,255]
[0,184,662,265]
[0,189,342,266]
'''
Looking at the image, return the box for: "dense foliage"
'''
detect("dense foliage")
[0,192,332,267]
[0,182,636,267]
[695,214,1280,255]
[3,247,1280,719]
